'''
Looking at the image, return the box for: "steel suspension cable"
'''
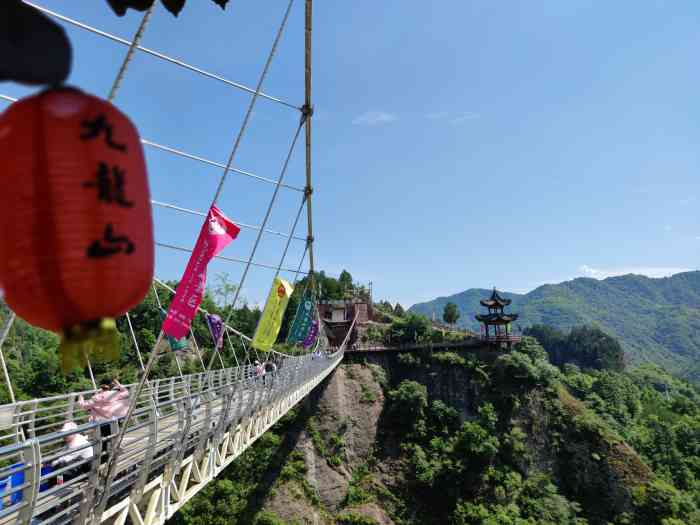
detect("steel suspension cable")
[83,349,98,390]
[0,312,17,404]
[151,283,185,377]
[224,330,240,367]
[190,326,219,372]
[273,195,307,280]
[153,278,252,341]
[209,0,298,206]
[0,95,304,193]
[223,118,305,328]
[155,241,307,275]
[108,5,155,101]
[151,199,305,241]
[140,139,304,192]
[125,313,147,372]
[292,245,308,286]
[22,1,298,110]
[95,330,165,518]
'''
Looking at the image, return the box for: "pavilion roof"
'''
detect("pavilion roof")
[475,312,519,324]
[479,288,511,308]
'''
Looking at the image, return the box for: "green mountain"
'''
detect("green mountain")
[410,271,700,382]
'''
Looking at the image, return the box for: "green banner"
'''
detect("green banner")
[287,288,316,344]
[160,309,189,352]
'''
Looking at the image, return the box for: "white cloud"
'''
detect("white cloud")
[352,111,397,126]
[578,265,692,280]
[426,111,480,124]
[427,111,449,120]
[451,112,480,124]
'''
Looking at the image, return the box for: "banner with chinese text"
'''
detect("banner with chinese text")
[286,288,316,345]
[162,206,240,338]
[252,277,293,351]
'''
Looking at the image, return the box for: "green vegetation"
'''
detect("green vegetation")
[374,335,700,525]
[3,265,700,525]
[0,275,260,403]
[360,383,377,403]
[443,301,460,327]
[174,410,300,525]
[526,324,625,371]
[336,512,378,525]
[409,271,700,383]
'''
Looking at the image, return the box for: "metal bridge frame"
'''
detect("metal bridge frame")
[0,350,342,525]
[104,352,341,525]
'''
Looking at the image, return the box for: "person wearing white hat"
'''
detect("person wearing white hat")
[52,421,93,472]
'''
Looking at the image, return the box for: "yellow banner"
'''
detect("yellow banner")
[252,277,294,351]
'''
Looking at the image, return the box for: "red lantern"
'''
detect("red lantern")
[0,87,154,371]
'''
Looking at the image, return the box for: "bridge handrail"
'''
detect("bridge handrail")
[0,346,344,525]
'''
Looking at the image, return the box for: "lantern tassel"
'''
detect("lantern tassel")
[59,319,121,374]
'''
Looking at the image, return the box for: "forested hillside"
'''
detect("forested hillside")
[409,271,700,383]
[172,336,700,525]
[1,270,699,524]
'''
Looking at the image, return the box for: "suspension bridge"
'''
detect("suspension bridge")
[0,0,345,523]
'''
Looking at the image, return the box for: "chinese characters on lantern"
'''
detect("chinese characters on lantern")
[81,114,135,258]
[83,162,134,207]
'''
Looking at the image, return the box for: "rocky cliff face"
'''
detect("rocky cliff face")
[257,349,650,525]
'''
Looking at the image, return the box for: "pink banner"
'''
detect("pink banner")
[162,206,240,339]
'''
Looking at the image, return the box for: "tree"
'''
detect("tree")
[525,324,625,372]
[394,303,405,317]
[442,302,460,328]
[338,270,353,293]
[212,272,238,308]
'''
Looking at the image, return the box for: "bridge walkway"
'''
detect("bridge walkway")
[0,350,342,525]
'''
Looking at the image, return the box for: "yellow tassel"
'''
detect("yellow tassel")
[59,318,120,374]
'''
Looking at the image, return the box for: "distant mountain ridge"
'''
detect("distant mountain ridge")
[409,271,700,382]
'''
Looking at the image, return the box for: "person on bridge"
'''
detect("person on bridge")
[51,421,93,482]
[254,360,265,383]
[77,378,129,451]
[264,360,276,386]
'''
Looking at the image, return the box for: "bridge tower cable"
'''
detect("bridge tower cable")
[304,0,316,283]
[0,2,327,522]
[94,0,305,516]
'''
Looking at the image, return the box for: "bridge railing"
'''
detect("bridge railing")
[0,348,342,525]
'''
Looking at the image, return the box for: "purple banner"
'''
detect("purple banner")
[206,313,225,350]
[302,319,319,349]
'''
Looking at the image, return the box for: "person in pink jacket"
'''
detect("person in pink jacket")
[78,378,130,422]
[78,378,130,451]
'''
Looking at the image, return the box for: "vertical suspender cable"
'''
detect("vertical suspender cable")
[188,327,209,371]
[151,284,186,377]
[108,6,155,102]
[210,0,297,206]
[83,349,98,390]
[0,312,17,404]
[273,196,307,280]
[224,330,240,367]
[94,331,165,520]
[222,117,305,326]
[211,119,305,371]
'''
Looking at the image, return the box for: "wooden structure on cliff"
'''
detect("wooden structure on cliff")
[318,297,371,347]
[475,288,521,348]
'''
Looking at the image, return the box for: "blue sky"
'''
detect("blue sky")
[2,1,698,309]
